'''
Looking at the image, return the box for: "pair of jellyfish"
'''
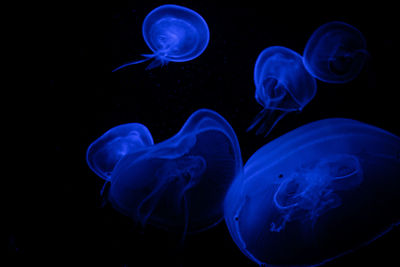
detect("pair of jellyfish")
[224,118,400,266]
[112,4,210,72]
[249,21,368,136]
[87,109,242,237]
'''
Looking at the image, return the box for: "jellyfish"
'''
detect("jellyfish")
[225,118,400,266]
[248,46,317,136]
[86,123,154,181]
[303,21,368,83]
[101,109,242,238]
[112,4,210,72]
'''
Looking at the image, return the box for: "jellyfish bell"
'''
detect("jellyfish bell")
[107,109,242,237]
[112,4,210,72]
[225,118,400,266]
[248,46,317,136]
[303,21,368,83]
[86,123,154,181]
[143,5,209,63]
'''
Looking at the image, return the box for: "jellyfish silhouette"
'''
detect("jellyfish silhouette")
[248,46,317,136]
[86,123,154,181]
[225,118,400,266]
[99,109,242,238]
[112,4,210,72]
[303,21,368,83]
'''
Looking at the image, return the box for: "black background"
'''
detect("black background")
[10,1,399,266]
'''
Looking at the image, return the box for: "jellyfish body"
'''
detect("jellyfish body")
[107,109,242,234]
[112,4,210,72]
[248,46,317,136]
[225,118,400,266]
[86,123,153,181]
[303,21,368,83]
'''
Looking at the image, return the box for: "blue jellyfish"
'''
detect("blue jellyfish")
[225,118,400,266]
[248,46,317,136]
[112,4,210,72]
[102,109,242,237]
[303,21,368,83]
[86,123,153,181]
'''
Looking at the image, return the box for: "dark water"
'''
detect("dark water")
[11,1,398,266]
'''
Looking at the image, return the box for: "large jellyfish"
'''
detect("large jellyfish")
[248,46,317,136]
[101,109,242,237]
[112,4,210,72]
[86,123,154,181]
[303,21,368,83]
[225,118,400,266]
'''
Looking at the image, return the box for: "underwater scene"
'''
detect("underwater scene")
[14,1,399,266]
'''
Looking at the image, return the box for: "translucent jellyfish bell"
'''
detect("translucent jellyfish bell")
[303,21,368,83]
[107,109,242,237]
[112,4,210,72]
[248,46,317,136]
[86,123,153,181]
[225,118,400,266]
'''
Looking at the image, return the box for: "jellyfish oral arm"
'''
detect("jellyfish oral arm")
[112,52,171,72]
[142,53,168,70]
[257,110,289,137]
[247,108,290,137]
[112,57,152,72]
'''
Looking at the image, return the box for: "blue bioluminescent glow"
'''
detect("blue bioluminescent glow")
[96,109,242,236]
[248,46,317,136]
[303,21,368,83]
[225,118,400,266]
[86,123,153,181]
[112,4,210,72]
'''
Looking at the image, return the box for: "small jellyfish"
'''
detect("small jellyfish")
[248,46,317,136]
[112,4,210,72]
[225,118,400,266]
[102,109,242,237]
[86,123,153,181]
[303,21,368,83]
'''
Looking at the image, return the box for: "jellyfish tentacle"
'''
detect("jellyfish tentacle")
[141,53,158,58]
[247,108,268,132]
[112,52,170,72]
[145,56,168,70]
[261,110,288,137]
[112,57,152,72]
[176,170,199,244]
[251,109,289,137]
[98,181,110,208]
[136,180,169,227]
[179,193,189,246]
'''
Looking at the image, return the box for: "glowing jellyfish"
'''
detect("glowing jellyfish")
[303,21,368,83]
[112,4,210,72]
[248,46,317,136]
[86,123,153,181]
[225,118,400,266]
[105,109,242,236]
